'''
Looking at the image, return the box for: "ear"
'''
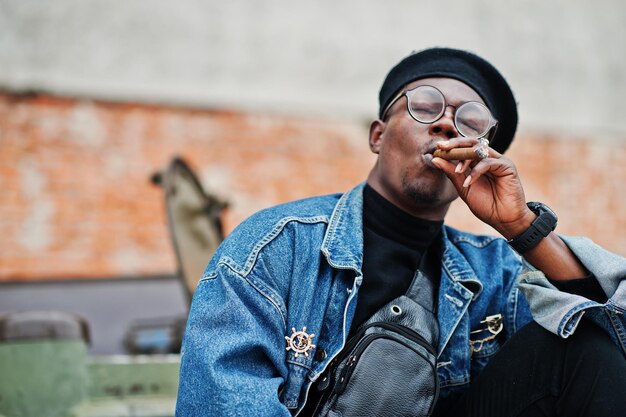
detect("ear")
[369,119,386,154]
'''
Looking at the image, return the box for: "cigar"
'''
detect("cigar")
[432,147,487,161]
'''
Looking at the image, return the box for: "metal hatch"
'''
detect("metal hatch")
[153,157,228,303]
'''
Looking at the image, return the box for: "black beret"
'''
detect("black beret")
[378,47,518,154]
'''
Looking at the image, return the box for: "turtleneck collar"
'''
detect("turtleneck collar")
[363,183,443,248]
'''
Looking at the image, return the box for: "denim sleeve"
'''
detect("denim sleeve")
[175,264,291,417]
[503,249,533,339]
[516,235,626,357]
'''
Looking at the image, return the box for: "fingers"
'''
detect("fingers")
[435,138,503,158]
[432,137,512,188]
[431,155,457,174]
[462,156,514,187]
[455,159,472,174]
[432,151,514,190]
[431,157,470,191]
[435,137,479,150]
[434,140,500,166]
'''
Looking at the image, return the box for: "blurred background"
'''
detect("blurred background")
[0,0,625,415]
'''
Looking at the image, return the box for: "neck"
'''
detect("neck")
[365,177,452,222]
[363,183,443,246]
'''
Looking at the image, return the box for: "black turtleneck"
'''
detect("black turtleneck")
[349,184,444,335]
[300,184,444,416]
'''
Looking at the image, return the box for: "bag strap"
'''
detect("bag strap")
[398,245,440,348]
[405,268,437,314]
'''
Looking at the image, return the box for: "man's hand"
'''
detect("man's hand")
[431,137,534,240]
[431,137,588,280]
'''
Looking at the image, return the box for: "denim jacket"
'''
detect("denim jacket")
[176,183,626,416]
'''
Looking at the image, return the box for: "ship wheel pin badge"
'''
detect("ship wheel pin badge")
[285,326,316,357]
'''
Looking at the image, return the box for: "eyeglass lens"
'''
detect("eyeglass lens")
[407,86,493,138]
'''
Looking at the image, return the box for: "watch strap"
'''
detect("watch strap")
[508,203,557,254]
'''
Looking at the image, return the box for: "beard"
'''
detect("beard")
[401,168,452,206]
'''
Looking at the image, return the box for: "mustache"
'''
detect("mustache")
[423,139,443,156]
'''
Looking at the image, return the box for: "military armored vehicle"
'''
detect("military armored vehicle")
[0,157,226,417]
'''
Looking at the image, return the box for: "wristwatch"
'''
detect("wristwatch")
[508,202,558,254]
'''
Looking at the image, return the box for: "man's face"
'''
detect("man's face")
[367,77,486,219]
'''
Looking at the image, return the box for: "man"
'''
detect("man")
[176,48,626,416]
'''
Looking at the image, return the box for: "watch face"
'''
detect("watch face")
[528,202,558,222]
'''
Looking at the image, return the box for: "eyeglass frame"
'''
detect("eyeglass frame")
[381,84,499,140]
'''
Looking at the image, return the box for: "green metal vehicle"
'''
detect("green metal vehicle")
[0,158,226,417]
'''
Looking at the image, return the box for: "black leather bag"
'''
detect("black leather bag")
[312,270,439,417]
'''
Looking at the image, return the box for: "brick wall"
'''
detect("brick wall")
[1,92,624,281]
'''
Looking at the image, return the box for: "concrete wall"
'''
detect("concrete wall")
[1,0,625,137]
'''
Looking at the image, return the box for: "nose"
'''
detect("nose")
[429,106,457,139]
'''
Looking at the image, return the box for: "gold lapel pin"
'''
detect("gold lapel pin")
[285,326,316,358]
[470,314,504,355]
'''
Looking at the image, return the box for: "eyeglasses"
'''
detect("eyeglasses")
[382,85,498,139]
